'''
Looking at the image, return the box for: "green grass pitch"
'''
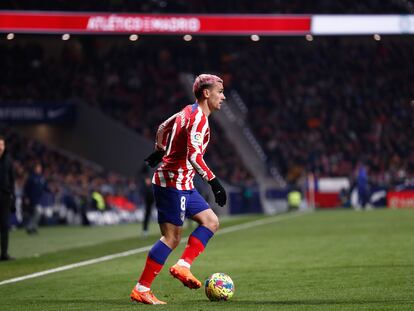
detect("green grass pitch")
[0,208,413,310]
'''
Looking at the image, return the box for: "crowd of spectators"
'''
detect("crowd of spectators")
[0,36,253,185]
[1,0,413,14]
[220,37,414,187]
[2,34,413,190]
[2,128,138,225]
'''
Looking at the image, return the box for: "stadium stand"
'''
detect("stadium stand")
[0,37,253,185]
[1,35,413,190]
[2,0,414,218]
[1,128,138,225]
[224,37,414,187]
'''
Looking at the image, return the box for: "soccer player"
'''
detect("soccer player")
[130,74,227,305]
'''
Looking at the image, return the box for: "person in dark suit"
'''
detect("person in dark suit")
[139,165,154,238]
[0,135,16,261]
[23,162,46,234]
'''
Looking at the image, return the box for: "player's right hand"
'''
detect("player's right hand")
[144,150,165,168]
[208,178,227,207]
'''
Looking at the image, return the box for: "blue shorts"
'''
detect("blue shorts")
[153,184,210,226]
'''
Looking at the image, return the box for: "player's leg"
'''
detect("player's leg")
[185,189,220,265]
[178,209,218,266]
[138,223,182,287]
[170,190,218,289]
[131,223,182,304]
[131,185,186,304]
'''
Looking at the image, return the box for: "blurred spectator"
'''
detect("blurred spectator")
[23,162,47,234]
[287,189,302,210]
[338,187,350,208]
[355,162,370,210]
[91,190,106,211]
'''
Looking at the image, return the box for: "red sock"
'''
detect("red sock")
[138,256,163,288]
[180,236,205,265]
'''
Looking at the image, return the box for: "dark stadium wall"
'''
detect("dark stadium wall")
[15,104,153,177]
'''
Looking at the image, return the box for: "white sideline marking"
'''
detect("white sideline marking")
[0,211,309,286]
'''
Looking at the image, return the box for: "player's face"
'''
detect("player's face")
[207,82,225,112]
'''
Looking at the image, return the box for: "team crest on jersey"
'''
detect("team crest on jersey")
[192,132,203,145]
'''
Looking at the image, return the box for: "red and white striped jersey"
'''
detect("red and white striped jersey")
[152,103,215,190]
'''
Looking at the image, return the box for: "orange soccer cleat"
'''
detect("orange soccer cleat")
[169,264,202,289]
[130,288,167,305]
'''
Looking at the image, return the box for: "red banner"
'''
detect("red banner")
[0,11,311,34]
[387,191,414,208]
[307,192,340,208]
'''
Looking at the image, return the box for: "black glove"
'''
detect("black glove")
[144,150,165,168]
[208,178,227,207]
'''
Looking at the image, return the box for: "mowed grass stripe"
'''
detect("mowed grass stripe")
[0,211,310,286]
[1,209,413,311]
[0,215,266,281]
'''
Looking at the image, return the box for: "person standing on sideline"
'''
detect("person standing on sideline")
[139,164,154,238]
[356,162,370,210]
[130,74,227,305]
[0,135,16,261]
[23,162,46,234]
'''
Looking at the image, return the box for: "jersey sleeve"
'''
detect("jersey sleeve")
[155,113,178,151]
[187,115,215,181]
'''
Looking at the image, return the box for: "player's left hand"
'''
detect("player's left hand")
[144,150,165,168]
[208,178,227,207]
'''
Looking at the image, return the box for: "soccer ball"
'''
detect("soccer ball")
[204,273,235,301]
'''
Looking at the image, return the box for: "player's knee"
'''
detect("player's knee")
[206,214,219,233]
[214,217,220,232]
